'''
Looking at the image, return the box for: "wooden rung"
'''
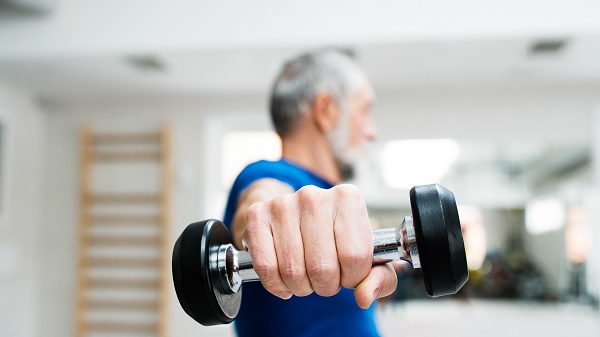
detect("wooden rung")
[87,321,156,333]
[76,125,171,337]
[89,277,159,289]
[91,235,158,247]
[91,214,160,225]
[88,299,158,311]
[89,256,159,268]
[93,133,160,145]
[86,193,160,204]
[92,151,160,162]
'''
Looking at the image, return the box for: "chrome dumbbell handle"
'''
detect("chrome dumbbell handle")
[215,216,420,294]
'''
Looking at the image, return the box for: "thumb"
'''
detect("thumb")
[354,263,398,309]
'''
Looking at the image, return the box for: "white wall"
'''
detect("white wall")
[0,82,46,337]
[372,84,597,143]
[590,107,600,307]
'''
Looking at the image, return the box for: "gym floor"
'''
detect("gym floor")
[200,300,600,337]
[377,300,600,337]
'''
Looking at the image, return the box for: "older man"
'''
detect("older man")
[222,50,397,337]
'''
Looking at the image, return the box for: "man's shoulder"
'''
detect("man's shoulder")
[239,159,333,191]
[242,159,281,172]
[239,159,283,178]
[240,159,307,177]
[236,159,301,185]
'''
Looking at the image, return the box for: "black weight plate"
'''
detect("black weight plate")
[172,219,242,325]
[410,184,468,297]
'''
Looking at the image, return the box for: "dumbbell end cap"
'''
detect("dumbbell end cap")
[172,219,241,325]
[410,184,469,297]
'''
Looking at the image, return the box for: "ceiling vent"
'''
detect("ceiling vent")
[127,55,166,73]
[529,38,568,56]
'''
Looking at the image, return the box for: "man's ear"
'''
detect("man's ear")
[312,92,338,133]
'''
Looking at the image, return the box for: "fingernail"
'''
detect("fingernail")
[372,288,381,301]
[277,291,293,300]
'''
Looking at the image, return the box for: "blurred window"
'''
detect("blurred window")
[525,197,565,235]
[380,139,460,189]
[220,131,281,189]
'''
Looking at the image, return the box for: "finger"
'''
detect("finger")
[299,186,341,297]
[391,261,407,273]
[332,185,373,289]
[245,202,292,299]
[270,194,313,297]
[354,263,398,309]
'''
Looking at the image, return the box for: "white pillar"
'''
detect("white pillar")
[589,106,600,307]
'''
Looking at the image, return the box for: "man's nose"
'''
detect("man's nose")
[364,119,378,141]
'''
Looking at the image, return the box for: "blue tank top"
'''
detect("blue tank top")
[223,159,380,337]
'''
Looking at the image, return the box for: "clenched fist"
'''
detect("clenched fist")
[242,184,397,308]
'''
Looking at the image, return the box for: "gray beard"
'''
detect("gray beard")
[327,109,359,182]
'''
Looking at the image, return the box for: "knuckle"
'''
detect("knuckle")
[335,184,363,202]
[253,258,277,276]
[298,184,319,197]
[307,262,338,281]
[297,185,321,210]
[307,263,339,295]
[269,195,291,214]
[280,264,306,282]
[253,259,279,287]
[246,202,263,225]
[339,247,371,272]
[339,250,363,266]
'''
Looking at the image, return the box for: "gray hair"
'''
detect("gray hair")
[269,49,366,138]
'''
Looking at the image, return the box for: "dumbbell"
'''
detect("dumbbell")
[172,184,468,326]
